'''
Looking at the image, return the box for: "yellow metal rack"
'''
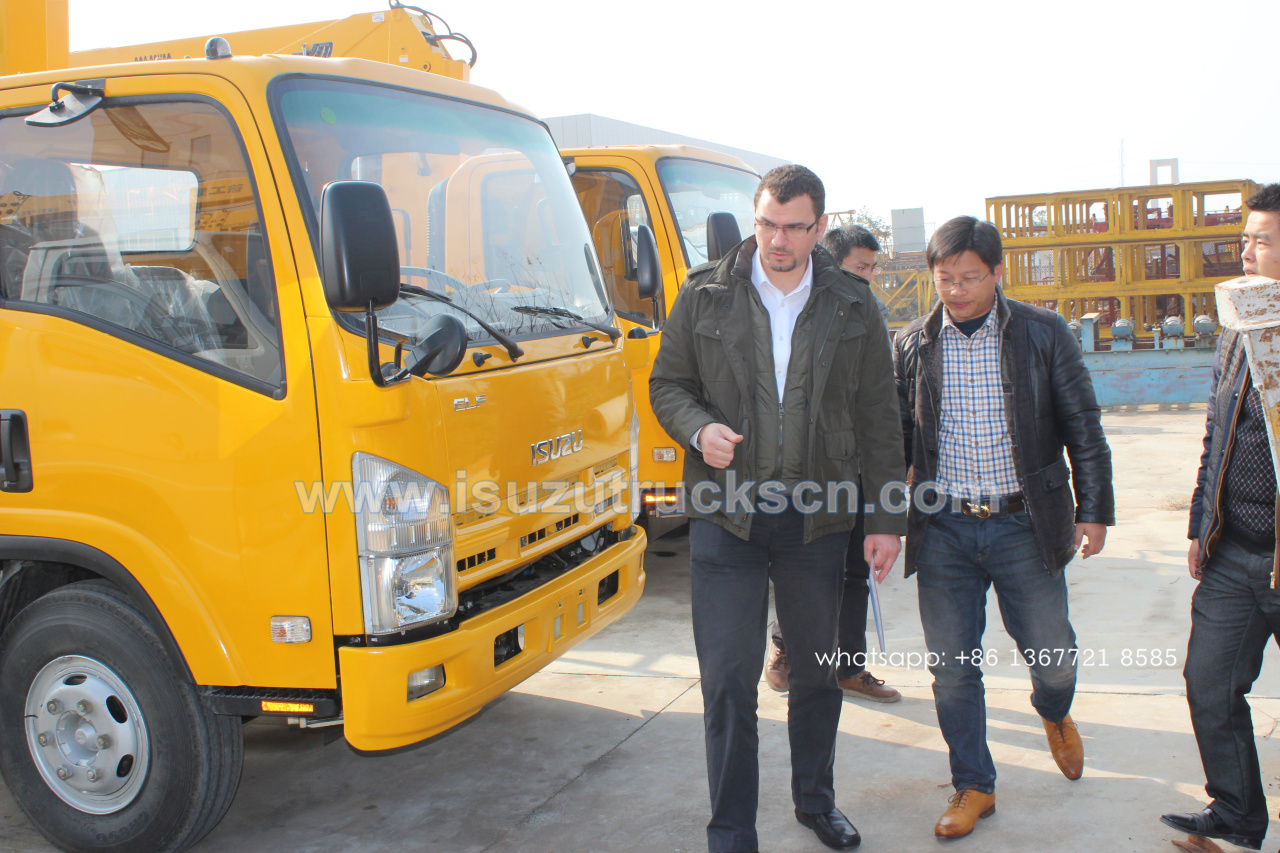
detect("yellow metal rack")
[986,179,1258,335]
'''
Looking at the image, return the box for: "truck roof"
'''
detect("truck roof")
[0,53,535,120]
[558,143,756,172]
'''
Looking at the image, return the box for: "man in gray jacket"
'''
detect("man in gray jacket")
[650,165,906,853]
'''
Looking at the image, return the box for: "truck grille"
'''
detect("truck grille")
[456,547,496,573]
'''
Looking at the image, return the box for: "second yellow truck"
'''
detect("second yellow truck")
[563,145,759,527]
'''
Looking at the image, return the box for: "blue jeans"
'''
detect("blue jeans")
[916,507,1078,793]
[690,508,847,853]
[1184,534,1280,837]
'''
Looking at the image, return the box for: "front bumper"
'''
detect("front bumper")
[338,525,647,752]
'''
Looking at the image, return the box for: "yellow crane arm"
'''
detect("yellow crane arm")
[65,4,472,81]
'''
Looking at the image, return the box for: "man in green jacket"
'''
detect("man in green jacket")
[650,165,906,853]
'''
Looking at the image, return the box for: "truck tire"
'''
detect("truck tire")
[0,580,243,853]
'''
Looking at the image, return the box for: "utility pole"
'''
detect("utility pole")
[1120,139,1125,187]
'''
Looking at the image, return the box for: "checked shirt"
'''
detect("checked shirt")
[935,308,1020,501]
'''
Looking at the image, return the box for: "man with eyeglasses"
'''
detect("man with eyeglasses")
[893,215,1113,839]
[764,225,900,704]
[651,165,905,852]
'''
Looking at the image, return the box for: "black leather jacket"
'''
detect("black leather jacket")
[1190,328,1280,586]
[893,290,1114,576]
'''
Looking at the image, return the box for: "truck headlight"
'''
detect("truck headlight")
[353,453,455,635]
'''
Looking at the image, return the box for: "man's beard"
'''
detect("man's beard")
[765,252,797,273]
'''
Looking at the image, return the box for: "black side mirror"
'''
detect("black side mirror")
[405,314,468,378]
[705,212,742,263]
[319,181,466,385]
[635,224,660,300]
[320,180,399,311]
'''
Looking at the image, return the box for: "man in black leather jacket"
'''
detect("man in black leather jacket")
[1160,183,1280,852]
[893,216,1114,840]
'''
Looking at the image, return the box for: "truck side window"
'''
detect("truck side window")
[571,169,662,328]
[0,101,283,389]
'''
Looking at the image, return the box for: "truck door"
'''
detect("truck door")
[0,78,332,689]
[570,163,682,507]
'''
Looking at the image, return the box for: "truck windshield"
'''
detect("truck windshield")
[272,78,611,345]
[656,158,759,268]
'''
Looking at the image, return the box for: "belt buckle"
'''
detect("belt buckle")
[961,499,993,518]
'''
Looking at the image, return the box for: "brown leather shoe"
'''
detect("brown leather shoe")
[934,788,996,838]
[1042,713,1083,779]
[765,633,789,693]
[838,670,901,703]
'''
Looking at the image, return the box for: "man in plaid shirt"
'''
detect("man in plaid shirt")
[893,216,1114,840]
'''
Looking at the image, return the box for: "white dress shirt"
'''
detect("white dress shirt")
[751,247,813,401]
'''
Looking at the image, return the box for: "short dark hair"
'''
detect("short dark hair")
[925,215,1003,272]
[822,224,880,264]
[754,164,825,219]
[1246,183,1280,213]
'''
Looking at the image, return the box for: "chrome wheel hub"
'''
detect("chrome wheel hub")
[24,655,149,814]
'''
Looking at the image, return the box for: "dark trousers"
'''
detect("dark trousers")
[1185,534,1280,837]
[771,501,872,678]
[690,508,847,853]
[838,519,871,677]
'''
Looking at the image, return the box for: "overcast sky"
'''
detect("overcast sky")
[70,0,1280,230]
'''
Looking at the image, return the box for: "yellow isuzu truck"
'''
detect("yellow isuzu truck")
[73,5,765,535]
[0,5,646,852]
[563,145,759,530]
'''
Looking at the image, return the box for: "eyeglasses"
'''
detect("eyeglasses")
[755,218,818,239]
[935,271,991,292]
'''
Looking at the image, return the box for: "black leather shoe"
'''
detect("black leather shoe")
[795,807,861,849]
[1159,807,1263,850]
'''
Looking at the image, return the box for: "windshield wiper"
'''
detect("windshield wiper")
[401,285,524,362]
[510,304,621,341]
[615,309,651,324]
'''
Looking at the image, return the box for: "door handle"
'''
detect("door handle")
[1,410,32,493]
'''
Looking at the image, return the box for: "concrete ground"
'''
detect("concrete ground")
[5,407,1280,853]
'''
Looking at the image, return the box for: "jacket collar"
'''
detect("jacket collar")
[706,236,858,301]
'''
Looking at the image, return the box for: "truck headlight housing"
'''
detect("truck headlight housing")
[353,453,455,635]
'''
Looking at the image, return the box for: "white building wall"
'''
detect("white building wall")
[891,207,927,255]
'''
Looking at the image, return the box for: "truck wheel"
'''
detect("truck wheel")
[0,580,243,853]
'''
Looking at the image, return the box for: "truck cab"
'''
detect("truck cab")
[0,51,645,853]
[562,145,759,530]
[53,6,765,537]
